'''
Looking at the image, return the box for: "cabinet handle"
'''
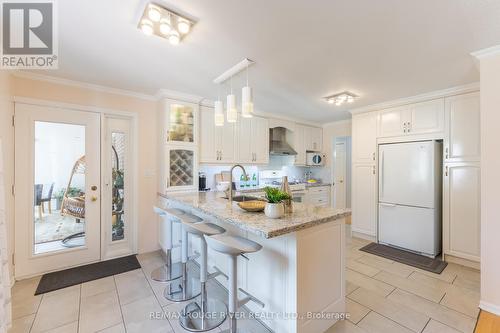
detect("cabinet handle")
[372,152,375,161]
[408,122,411,133]
[253,153,256,162]
[372,166,376,175]
[403,122,407,133]
[220,151,223,160]
[445,165,448,177]
[445,147,449,159]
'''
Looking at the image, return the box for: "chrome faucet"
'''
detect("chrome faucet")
[227,164,248,202]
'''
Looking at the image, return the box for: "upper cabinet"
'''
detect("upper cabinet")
[304,125,323,151]
[163,99,199,146]
[199,106,235,164]
[353,112,377,164]
[294,125,306,166]
[236,116,269,164]
[377,99,444,138]
[444,92,480,163]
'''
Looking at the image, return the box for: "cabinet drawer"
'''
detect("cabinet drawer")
[307,186,330,194]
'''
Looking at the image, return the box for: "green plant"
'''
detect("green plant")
[54,186,83,200]
[263,187,291,204]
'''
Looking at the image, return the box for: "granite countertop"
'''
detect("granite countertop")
[305,182,332,188]
[158,191,351,239]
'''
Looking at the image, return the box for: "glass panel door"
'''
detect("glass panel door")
[165,147,198,191]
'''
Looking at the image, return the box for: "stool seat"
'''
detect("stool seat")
[184,222,225,236]
[164,207,187,220]
[206,234,262,255]
[179,213,203,224]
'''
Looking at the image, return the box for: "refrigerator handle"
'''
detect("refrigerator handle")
[380,150,385,199]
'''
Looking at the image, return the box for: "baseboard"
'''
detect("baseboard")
[480,301,500,316]
[444,254,480,270]
[351,231,376,242]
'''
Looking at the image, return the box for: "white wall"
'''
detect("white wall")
[476,48,500,315]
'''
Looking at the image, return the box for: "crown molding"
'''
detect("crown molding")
[155,88,204,104]
[322,119,352,128]
[471,45,500,60]
[349,82,480,115]
[12,71,157,101]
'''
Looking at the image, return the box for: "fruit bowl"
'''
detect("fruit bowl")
[237,200,266,212]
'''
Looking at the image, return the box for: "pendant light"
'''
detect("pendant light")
[214,86,224,126]
[226,77,237,123]
[241,63,254,118]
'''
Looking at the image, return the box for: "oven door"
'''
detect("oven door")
[292,191,307,203]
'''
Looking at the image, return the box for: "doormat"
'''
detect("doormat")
[35,255,141,295]
[359,243,447,274]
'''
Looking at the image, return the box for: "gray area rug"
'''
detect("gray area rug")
[359,243,447,274]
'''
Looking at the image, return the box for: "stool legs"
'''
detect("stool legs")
[179,236,227,332]
[151,215,181,282]
[227,255,238,333]
[164,224,201,302]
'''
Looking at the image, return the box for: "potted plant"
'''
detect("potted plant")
[263,187,291,219]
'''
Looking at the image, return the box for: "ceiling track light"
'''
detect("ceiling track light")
[324,91,358,106]
[138,3,195,45]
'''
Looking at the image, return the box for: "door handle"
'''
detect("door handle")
[91,196,98,202]
[445,165,448,176]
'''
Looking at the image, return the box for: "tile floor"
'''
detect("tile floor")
[9,228,480,333]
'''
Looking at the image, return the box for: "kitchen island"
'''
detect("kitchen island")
[158,191,350,333]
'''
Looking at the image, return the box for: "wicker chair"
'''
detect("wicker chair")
[61,156,86,223]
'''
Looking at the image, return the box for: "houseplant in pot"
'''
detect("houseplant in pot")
[263,187,291,219]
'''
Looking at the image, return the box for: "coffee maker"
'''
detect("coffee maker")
[198,172,209,191]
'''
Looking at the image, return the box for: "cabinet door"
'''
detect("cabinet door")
[409,99,444,135]
[377,106,409,138]
[311,127,323,151]
[352,164,377,236]
[164,99,198,146]
[165,146,198,192]
[199,107,217,163]
[444,92,480,163]
[237,117,253,163]
[216,122,235,163]
[303,126,314,151]
[294,125,306,165]
[352,113,377,164]
[443,163,480,261]
[252,117,269,164]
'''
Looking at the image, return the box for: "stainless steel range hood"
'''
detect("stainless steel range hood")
[269,127,297,156]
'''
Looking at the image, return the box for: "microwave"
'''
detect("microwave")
[306,152,325,166]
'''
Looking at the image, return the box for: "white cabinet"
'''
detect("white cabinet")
[236,116,269,164]
[306,186,331,207]
[294,125,306,165]
[377,99,444,138]
[443,163,481,262]
[304,126,323,151]
[199,106,235,164]
[164,146,198,192]
[352,112,377,164]
[163,99,198,146]
[352,164,377,236]
[444,92,480,163]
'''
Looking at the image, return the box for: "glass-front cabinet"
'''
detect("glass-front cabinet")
[161,98,199,192]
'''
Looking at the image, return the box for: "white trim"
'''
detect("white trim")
[348,82,480,115]
[322,119,352,128]
[12,71,157,101]
[155,88,204,104]
[471,45,500,59]
[254,109,322,127]
[480,300,500,316]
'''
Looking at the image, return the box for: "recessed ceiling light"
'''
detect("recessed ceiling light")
[138,2,195,45]
[324,91,358,106]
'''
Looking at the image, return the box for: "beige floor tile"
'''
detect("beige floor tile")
[346,248,365,261]
[79,290,123,333]
[388,289,476,333]
[115,269,154,305]
[346,260,381,277]
[346,270,395,297]
[81,276,116,298]
[346,281,359,295]
[357,311,414,333]
[423,319,462,333]
[31,286,80,333]
[452,267,480,293]
[413,266,457,284]
[122,295,173,333]
[373,271,445,303]
[355,256,414,278]
[325,319,368,333]
[346,299,370,324]
[44,321,78,333]
[348,288,429,332]
[164,302,223,333]
[11,277,42,319]
[97,322,126,333]
[8,313,35,333]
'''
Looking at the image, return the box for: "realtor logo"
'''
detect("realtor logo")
[1,0,58,69]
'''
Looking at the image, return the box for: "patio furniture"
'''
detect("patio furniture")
[40,183,54,214]
[34,184,43,220]
[61,156,86,223]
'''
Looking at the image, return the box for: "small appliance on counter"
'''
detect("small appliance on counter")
[198,172,209,191]
[306,152,325,166]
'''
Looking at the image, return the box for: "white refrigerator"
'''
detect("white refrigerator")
[378,141,442,257]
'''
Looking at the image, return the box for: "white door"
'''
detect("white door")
[443,163,481,261]
[352,164,377,236]
[14,104,101,278]
[352,113,377,164]
[334,142,346,208]
[379,141,437,208]
[101,117,136,260]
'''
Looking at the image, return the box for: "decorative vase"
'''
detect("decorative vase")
[265,202,284,219]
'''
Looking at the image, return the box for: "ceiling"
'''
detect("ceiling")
[31,0,500,122]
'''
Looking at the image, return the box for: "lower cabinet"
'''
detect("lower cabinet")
[305,186,331,207]
[443,162,481,262]
[352,163,377,237]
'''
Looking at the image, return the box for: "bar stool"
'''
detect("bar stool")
[205,234,265,333]
[151,207,185,282]
[164,212,204,302]
[179,222,228,332]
